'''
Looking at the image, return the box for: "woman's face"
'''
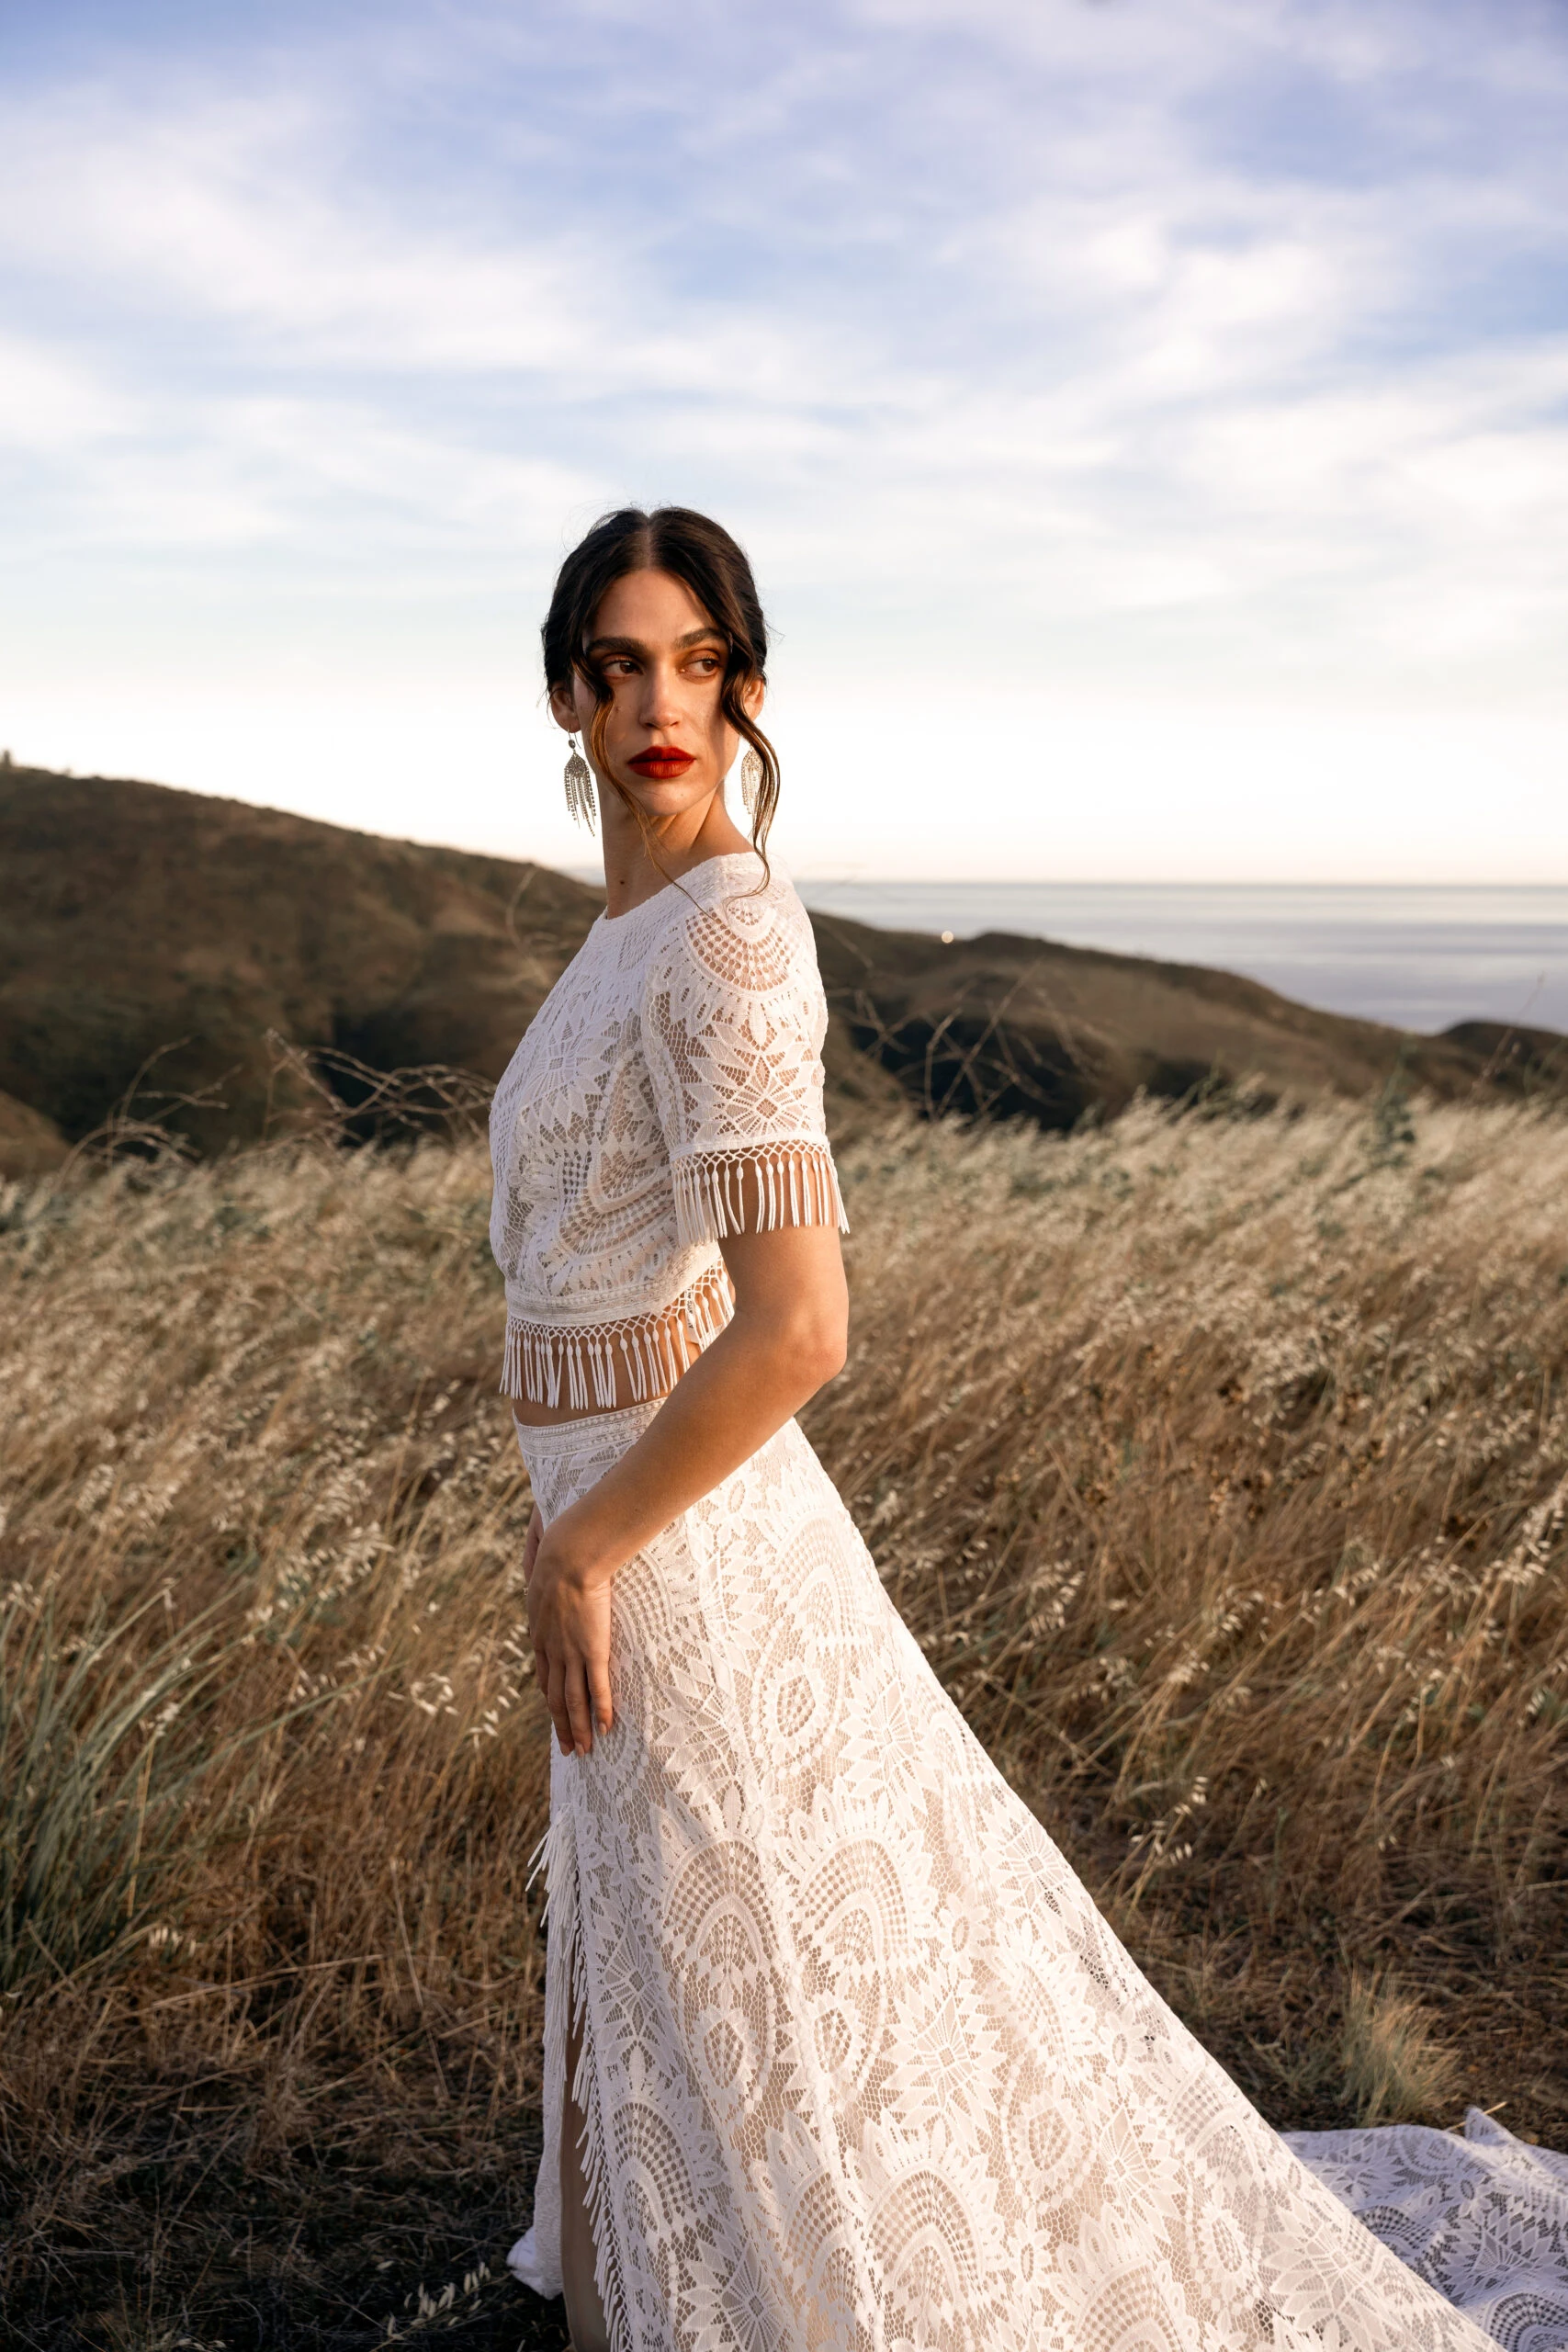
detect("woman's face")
[549,567,761,822]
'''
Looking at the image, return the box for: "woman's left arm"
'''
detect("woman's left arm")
[524,1220,848,1760]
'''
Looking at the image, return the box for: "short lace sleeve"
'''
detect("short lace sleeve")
[641,876,849,1247]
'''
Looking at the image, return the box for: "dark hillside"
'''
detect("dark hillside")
[0,766,603,1164]
[807,912,1543,1128]
[0,763,1558,1174]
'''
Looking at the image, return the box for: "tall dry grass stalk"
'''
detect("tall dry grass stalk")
[1,1091,1565,2345]
[1338,1971,1462,2125]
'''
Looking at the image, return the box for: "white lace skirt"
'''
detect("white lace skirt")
[508,1399,1566,2352]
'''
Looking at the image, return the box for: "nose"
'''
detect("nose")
[637,659,683,734]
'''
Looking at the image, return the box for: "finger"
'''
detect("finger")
[546,1655,574,1756]
[587,1647,615,1739]
[562,1655,596,1757]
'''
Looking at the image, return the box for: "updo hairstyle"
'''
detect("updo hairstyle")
[541,506,780,855]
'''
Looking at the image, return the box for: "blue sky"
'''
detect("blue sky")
[3,0,1566,877]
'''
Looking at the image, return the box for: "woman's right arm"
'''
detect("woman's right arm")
[525,889,847,1760]
[523,1217,848,1760]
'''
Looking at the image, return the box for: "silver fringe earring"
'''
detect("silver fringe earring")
[740,748,764,818]
[564,734,597,831]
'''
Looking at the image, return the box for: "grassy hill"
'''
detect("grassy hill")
[810,912,1567,1125]
[0,763,604,1168]
[2,1097,1564,2346]
[2,762,1562,1177]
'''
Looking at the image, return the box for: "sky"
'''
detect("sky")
[3,0,1567,881]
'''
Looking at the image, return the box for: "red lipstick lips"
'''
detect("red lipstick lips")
[628,746,696,778]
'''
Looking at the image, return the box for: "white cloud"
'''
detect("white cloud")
[0,85,864,401]
[0,92,592,373]
[2,0,1566,873]
[0,334,132,450]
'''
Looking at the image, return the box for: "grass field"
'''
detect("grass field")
[3,1091,1565,2349]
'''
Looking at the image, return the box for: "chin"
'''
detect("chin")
[617,777,710,819]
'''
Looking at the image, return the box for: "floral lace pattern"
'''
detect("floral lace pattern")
[1287,2112,1568,2351]
[488,853,845,1405]
[507,1400,1520,2352]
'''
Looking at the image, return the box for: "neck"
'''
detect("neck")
[598,787,754,918]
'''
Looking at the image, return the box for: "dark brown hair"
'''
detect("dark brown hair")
[541,506,780,860]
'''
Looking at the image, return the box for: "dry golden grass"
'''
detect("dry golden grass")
[2,1090,1565,2348]
[1338,1971,1462,2126]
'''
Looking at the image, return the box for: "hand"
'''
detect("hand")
[525,1510,615,1758]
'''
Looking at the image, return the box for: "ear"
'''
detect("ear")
[741,672,765,721]
[547,681,581,733]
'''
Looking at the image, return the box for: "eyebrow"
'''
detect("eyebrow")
[585,626,727,655]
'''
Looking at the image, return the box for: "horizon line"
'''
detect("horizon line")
[790,875,1568,892]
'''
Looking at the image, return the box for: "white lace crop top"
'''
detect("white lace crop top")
[488,851,848,1410]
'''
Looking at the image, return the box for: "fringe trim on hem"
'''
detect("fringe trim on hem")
[499,1266,734,1408]
[534,1809,632,2352]
[672,1140,849,1247]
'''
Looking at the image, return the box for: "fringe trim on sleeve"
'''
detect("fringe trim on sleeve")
[671,1141,849,1248]
[499,1263,735,1408]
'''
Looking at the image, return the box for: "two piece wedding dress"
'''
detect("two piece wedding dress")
[488,852,1568,2351]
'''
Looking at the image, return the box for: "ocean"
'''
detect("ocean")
[792,881,1568,1038]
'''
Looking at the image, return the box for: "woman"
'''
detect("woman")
[491,509,1553,2352]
